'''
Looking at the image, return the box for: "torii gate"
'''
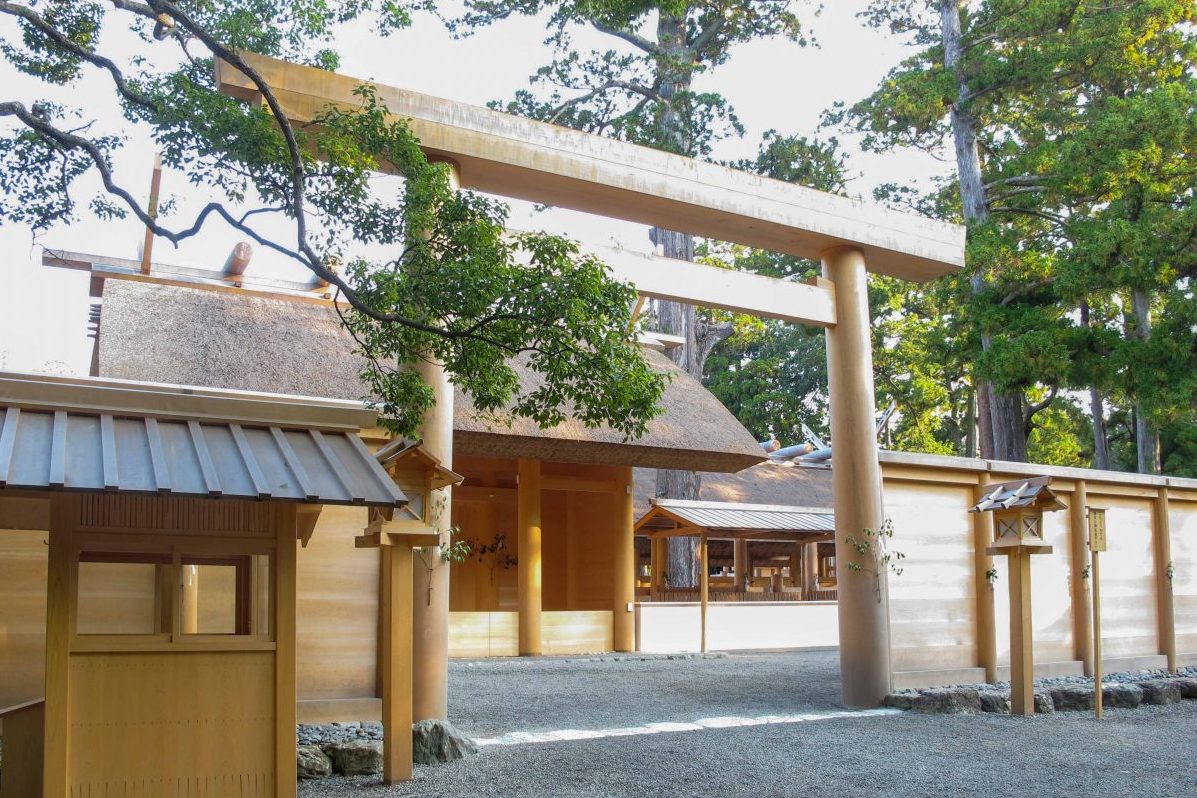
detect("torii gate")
[216,54,965,716]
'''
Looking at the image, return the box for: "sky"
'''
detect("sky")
[0,2,945,376]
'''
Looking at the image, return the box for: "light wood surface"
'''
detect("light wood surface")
[0,699,44,798]
[823,247,890,706]
[216,53,965,283]
[380,543,414,783]
[1069,481,1094,675]
[972,497,997,683]
[517,459,542,655]
[612,466,635,652]
[1153,489,1177,672]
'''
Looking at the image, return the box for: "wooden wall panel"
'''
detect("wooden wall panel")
[884,481,977,672]
[296,505,378,701]
[1092,496,1159,659]
[448,611,518,658]
[1171,500,1197,655]
[0,529,48,710]
[542,610,613,654]
[67,650,275,796]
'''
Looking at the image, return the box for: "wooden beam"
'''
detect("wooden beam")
[700,532,709,654]
[1068,480,1093,676]
[380,541,414,783]
[275,504,299,798]
[973,491,998,683]
[517,459,542,656]
[216,53,965,283]
[140,153,163,275]
[613,466,635,652]
[595,245,836,326]
[1153,488,1177,672]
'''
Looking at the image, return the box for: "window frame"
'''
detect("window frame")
[68,532,276,654]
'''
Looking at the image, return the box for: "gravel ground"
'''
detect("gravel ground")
[300,703,1197,798]
[445,649,844,738]
[299,651,1197,797]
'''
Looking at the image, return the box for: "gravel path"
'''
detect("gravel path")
[301,703,1197,798]
[445,650,844,737]
[300,652,1197,797]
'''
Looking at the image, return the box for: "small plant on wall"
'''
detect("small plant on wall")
[469,533,519,584]
[844,518,904,603]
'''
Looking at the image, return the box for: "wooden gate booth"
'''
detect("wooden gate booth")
[0,372,407,798]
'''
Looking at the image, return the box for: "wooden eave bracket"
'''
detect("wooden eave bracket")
[297,505,323,548]
[356,515,440,549]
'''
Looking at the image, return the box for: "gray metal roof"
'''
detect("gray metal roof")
[0,404,406,508]
[642,498,835,534]
[970,475,1064,514]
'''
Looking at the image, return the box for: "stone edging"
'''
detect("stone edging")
[885,677,1197,715]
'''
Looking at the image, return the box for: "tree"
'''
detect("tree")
[445,0,810,586]
[834,0,1197,472]
[0,0,666,439]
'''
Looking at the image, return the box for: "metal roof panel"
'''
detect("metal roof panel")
[0,404,405,508]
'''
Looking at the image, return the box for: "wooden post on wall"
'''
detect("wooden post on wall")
[42,496,75,797]
[972,492,998,683]
[380,542,415,783]
[699,532,709,654]
[182,564,200,634]
[788,544,801,589]
[823,246,891,707]
[1068,480,1094,676]
[411,159,459,722]
[803,540,818,599]
[565,492,579,610]
[613,466,635,652]
[1153,488,1177,673]
[733,538,748,591]
[1007,549,1035,716]
[275,504,299,798]
[517,459,542,656]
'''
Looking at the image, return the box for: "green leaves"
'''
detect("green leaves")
[0,1,667,443]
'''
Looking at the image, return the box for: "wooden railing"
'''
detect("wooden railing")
[648,589,836,603]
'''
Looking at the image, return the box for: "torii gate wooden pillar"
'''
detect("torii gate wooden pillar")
[217,52,966,711]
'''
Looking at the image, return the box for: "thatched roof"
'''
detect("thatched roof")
[633,461,834,519]
[97,280,764,472]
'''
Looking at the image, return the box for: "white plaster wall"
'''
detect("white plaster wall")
[636,602,838,653]
[884,480,977,672]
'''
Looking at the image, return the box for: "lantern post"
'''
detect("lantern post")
[970,476,1066,716]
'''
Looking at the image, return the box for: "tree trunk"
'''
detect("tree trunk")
[652,12,704,588]
[941,0,1025,462]
[1130,289,1160,474]
[1080,301,1111,470]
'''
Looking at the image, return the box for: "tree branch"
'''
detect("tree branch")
[590,20,661,56]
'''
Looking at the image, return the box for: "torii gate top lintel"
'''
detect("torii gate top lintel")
[215,52,966,285]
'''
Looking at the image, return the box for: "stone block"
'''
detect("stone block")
[979,691,1010,714]
[297,745,332,779]
[1103,683,1143,709]
[1050,685,1095,712]
[1138,680,1182,705]
[325,739,383,775]
[413,719,479,765]
[1172,678,1197,700]
[911,687,982,714]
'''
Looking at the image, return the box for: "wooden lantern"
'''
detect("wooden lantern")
[971,475,1066,715]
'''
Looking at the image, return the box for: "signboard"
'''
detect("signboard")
[1089,508,1108,553]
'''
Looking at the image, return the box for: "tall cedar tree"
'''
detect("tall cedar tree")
[0,0,667,441]
[444,1,810,586]
[833,0,1197,472]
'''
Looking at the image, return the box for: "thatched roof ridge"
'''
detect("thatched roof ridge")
[98,280,764,472]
